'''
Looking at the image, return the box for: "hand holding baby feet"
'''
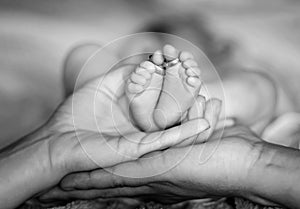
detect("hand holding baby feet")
[125,50,164,131]
[154,45,202,129]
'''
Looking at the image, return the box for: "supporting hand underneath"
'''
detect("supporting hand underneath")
[40,126,300,209]
[0,65,213,209]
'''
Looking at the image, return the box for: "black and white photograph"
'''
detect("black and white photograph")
[0,0,300,209]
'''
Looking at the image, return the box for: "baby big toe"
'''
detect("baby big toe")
[163,44,179,61]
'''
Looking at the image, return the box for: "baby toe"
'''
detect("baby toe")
[163,44,179,61]
[131,72,147,85]
[127,82,144,94]
[183,59,198,68]
[186,67,201,77]
[151,50,164,66]
[179,51,194,62]
[186,76,201,88]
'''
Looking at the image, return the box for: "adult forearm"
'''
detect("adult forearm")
[0,128,64,209]
[246,142,300,208]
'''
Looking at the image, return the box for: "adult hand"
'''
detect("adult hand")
[38,126,267,204]
[42,124,300,209]
[0,63,213,209]
[49,64,212,171]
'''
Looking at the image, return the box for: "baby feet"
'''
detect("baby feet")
[125,50,164,131]
[126,45,202,131]
[154,45,202,129]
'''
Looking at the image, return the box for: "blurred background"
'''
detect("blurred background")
[1,0,300,149]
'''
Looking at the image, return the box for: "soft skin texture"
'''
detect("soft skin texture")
[153,45,202,129]
[0,63,215,209]
[125,45,202,132]
[41,126,300,209]
[125,51,164,132]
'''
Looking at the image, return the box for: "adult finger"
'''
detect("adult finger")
[138,118,209,154]
[178,98,221,147]
[70,118,209,171]
[196,98,222,142]
[39,186,146,204]
[61,168,151,191]
[38,187,73,202]
[215,118,236,130]
[188,95,206,120]
[61,157,162,190]
[61,145,194,190]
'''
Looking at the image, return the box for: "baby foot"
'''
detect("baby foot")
[125,50,164,131]
[154,45,202,129]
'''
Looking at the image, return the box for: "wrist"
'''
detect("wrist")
[0,125,67,208]
[25,123,69,177]
[242,141,300,208]
[235,141,278,206]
